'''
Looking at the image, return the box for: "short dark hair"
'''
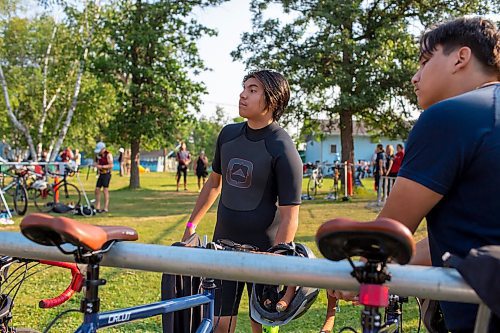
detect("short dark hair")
[243,70,290,121]
[419,17,500,77]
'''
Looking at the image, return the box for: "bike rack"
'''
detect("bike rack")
[0,232,481,304]
[0,231,493,332]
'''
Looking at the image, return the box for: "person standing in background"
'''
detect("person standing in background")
[176,142,191,191]
[388,143,405,177]
[59,146,73,163]
[73,149,82,170]
[94,142,113,213]
[123,148,131,176]
[373,144,385,191]
[194,150,209,192]
[118,147,125,176]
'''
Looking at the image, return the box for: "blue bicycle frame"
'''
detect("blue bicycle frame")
[69,251,216,333]
[74,291,215,332]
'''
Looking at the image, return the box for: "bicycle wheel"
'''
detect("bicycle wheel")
[33,188,55,213]
[54,182,81,208]
[13,183,28,216]
[307,177,317,197]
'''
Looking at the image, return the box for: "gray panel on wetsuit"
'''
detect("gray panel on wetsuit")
[220,135,272,211]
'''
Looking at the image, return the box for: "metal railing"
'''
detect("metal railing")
[0,231,480,304]
[0,231,493,332]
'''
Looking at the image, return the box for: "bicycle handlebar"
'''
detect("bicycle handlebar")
[38,260,84,309]
[46,168,76,178]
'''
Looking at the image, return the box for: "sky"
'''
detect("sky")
[33,1,500,123]
[192,4,500,123]
[192,0,283,120]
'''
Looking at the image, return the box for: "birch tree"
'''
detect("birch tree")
[0,1,105,161]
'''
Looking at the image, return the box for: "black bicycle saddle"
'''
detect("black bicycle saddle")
[316,217,415,264]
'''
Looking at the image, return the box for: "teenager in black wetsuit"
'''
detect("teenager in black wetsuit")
[181,70,303,333]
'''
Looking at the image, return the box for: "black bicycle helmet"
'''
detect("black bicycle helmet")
[250,242,319,326]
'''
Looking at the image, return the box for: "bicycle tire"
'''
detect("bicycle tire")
[307,177,317,197]
[33,188,55,213]
[13,183,28,216]
[54,182,81,208]
[4,180,17,197]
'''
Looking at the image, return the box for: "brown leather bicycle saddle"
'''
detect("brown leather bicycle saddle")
[20,213,138,251]
[316,217,415,264]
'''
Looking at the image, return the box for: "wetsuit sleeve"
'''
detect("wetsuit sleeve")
[398,101,485,195]
[212,130,223,175]
[275,139,303,206]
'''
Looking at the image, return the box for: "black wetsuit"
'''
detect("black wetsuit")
[211,121,303,316]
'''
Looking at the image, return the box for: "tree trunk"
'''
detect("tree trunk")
[339,109,354,164]
[39,26,58,147]
[129,139,141,189]
[50,53,86,161]
[0,64,37,160]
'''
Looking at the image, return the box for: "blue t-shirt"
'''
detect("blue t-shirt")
[399,84,500,331]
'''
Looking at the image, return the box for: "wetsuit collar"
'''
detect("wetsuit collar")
[245,122,280,141]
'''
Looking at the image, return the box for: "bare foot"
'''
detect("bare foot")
[276,286,296,312]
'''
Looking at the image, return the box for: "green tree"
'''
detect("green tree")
[0,2,108,160]
[189,105,227,163]
[232,0,495,163]
[93,0,224,189]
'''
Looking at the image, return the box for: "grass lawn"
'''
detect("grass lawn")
[1,171,428,332]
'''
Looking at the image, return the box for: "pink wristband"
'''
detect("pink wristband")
[186,222,196,229]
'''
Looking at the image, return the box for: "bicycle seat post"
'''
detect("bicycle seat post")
[356,260,391,332]
[78,252,106,316]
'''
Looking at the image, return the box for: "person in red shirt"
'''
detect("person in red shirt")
[59,146,74,163]
[387,143,405,177]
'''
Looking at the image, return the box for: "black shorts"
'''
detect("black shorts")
[196,170,208,178]
[177,164,187,175]
[96,173,111,188]
[214,280,253,317]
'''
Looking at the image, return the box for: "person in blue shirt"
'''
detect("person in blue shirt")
[378,17,499,332]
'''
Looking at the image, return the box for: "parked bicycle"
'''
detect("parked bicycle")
[32,167,81,213]
[19,213,216,332]
[0,166,29,216]
[306,162,324,197]
[0,255,84,333]
[316,217,418,333]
